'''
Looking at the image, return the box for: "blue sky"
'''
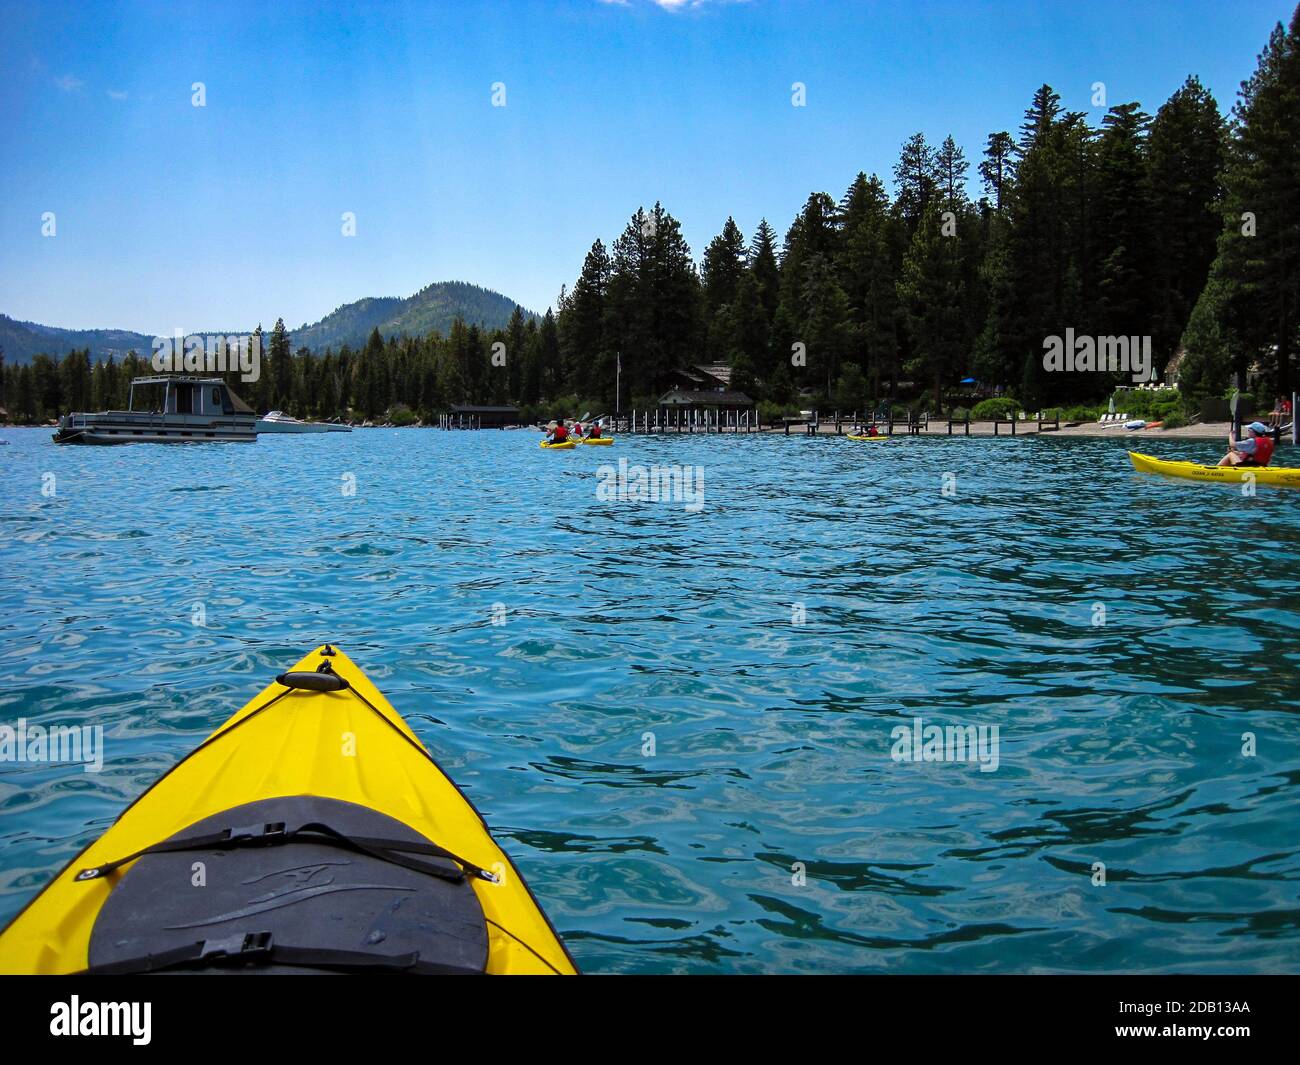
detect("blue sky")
[0,0,1289,334]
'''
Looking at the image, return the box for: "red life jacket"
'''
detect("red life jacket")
[1252,434,1274,466]
[553,425,568,442]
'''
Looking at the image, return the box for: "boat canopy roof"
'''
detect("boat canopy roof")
[131,375,227,385]
[129,375,253,413]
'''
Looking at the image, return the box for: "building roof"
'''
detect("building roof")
[664,365,729,389]
[694,363,732,386]
[448,404,520,413]
[658,389,754,406]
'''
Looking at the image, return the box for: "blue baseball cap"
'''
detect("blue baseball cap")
[1247,421,1269,434]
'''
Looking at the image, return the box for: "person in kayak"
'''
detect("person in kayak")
[547,419,570,445]
[587,421,603,440]
[1218,421,1275,467]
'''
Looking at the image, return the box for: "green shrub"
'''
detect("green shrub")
[387,405,419,427]
[972,397,1022,420]
[1161,410,1188,430]
[1039,406,1065,420]
[950,406,971,421]
[1113,387,1180,419]
[1063,404,1099,421]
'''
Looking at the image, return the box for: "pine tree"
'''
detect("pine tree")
[1147,76,1225,371]
[892,133,937,233]
[838,173,900,402]
[701,218,748,320]
[1187,11,1300,398]
[1094,103,1154,342]
[778,193,839,338]
[899,203,968,408]
[505,306,527,401]
[979,131,1016,211]
[559,240,611,398]
[749,219,781,324]
[604,204,701,400]
[729,271,769,380]
[934,135,970,207]
[537,310,561,398]
[269,318,292,408]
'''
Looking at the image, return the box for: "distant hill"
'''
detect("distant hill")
[291,282,533,351]
[0,316,155,365]
[1,282,534,365]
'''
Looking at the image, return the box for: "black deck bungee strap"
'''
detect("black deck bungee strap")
[76,658,498,886]
[75,819,498,884]
[79,931,484,976]
[66,654,573,973]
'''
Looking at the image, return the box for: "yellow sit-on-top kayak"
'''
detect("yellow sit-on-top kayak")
[580,436,614,446]
[0,645,577,975]
[1129,451,1300,488]
[539,439,575,450]
[846,434,893,442]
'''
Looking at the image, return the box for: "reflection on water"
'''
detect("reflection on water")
[0,427,1297,972]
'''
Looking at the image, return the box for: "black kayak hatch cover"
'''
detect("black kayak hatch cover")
[88,795,489,974]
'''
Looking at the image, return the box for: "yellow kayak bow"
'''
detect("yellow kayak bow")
[0,645,577,975]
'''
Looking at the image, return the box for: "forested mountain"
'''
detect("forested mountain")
[289,282,531,351]
[0,316,154,366]
[1,283,529,366]
[4,8,1297,426]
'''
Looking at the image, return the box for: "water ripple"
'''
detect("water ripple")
[1,427,1298,972]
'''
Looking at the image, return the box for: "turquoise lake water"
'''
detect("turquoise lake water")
[1,426,1298,973]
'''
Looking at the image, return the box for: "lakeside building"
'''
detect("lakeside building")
[657,365,754,413]
[445,404,520,429]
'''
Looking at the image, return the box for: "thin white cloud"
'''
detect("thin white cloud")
[54,74,84,92]
[600,0,747,10]
[107,89,129,101]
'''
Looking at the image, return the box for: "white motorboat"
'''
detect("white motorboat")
[256,410,353,434]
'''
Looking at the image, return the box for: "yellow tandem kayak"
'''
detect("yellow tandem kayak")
[1128,451,1300,488]
[846,434,894,442]
[539,439,576,450]
[580,436,614,446]
[0,645,577,975]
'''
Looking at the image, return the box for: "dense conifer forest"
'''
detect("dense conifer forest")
[4,9,1297,426]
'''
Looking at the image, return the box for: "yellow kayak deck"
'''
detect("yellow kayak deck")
[0,645,576,975]
[1128,451,1300,488]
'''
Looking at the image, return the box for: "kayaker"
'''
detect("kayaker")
[1269,396,1292,428]
[547,419,570,445]
[587,421,603,440]
[1218,421,1275,467]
